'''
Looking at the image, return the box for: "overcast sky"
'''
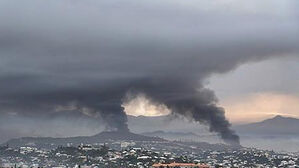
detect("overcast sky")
[0,0,298,141]
[208,57,299,123]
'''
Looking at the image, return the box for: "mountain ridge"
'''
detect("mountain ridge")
[3,131,165,148]
[234,115,299,135]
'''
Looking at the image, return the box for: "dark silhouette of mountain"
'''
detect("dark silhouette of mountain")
[3,131,165,148]
[142,130,198,137]
[0,115,212,144]
[92,131,165,141]
[141,130,201,141]
[234,115,299,135]
[127,115,209,134]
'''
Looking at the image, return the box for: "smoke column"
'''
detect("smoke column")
[0,0,298,145]
[125,78,240,145]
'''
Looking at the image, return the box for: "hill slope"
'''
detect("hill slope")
[4,131,165,148]
[234,115,299,135]
[141,130,201,141]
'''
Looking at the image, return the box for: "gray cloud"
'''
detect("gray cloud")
[0,0,298,144]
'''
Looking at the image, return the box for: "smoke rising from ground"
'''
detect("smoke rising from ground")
[123,79,240,144]
[0,0,298,144]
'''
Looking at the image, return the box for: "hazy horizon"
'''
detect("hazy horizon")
[0,0,299,151]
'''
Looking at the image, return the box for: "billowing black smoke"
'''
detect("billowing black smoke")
[0,0,298,145]
[71,102,129,132]
[0,79,132,133]
[125,78,239,145]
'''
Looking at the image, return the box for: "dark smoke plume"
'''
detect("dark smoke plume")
[126,78,240,145]
[0,0,298,145]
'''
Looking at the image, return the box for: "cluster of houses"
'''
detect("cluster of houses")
[151,163,209,168]
[1,140,299,168]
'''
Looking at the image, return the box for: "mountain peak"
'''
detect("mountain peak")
[235,115,299,136]
[269,115,298,121]
[260,115,299,124]
[272,115,284,119]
